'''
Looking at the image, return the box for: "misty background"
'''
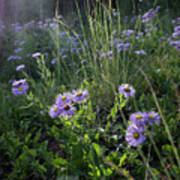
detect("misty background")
[0,0,180,25]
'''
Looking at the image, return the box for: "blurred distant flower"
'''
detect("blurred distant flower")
[14,40,20,46]
[117,42,131,52]
[174,25,180,32]
[7,55,22,61]
[172,31,180,38]
[26,53,31,58]
[125,124,146,147]
[122,29,134,37]
[72,89,88,103]
[172,17,180,24]
[51,58,57,64]
[135,50,147,55]
[142,6,160,23]
[45,18,51,23]
[44,52,49,57]
[15,25,22,32]
[12,79,28,96]
[19,40,26,46]
[62,55,67,59]
[118,84,136,98]
[32,52,41,58]
[24,21,34,28]
[169,40,180,46]
[16,64,25,71]
[59,32,67,37]
[14,48,23,54]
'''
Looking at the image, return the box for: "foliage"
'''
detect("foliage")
[0,1,180,179]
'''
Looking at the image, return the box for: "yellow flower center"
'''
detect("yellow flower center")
[133,132,140,139]
[124,87,131,92]
[76,92,83,97]
[148,115,154,119]
[136,115,142,119]
[19,87,23,92]
[54,107,58,112]
[64,105,70,111]
[61,96,67,101]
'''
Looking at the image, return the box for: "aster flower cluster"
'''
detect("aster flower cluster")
[170,25,180,51]
[118,84,161,147]
[12,79,29,96]
[49,89,88,119]
[141,6,160,23]
[126,111,161,147]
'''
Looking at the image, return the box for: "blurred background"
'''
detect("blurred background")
[0,0,180,25]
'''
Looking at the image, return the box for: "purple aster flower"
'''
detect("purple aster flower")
[62,55,67,59]
[72,89,88,103]
[59,32,67,37]
[14,48,23,54]
[16,64,25,71]
[135,50,147,55]
[49,104,62,118]
[142,6,160,23]
[172,31,180,38]
[122,29,134,37]
[118,84,136,98]
[56,92,72,106]
[19,40,26,46]
[12,79,28,96]
[32,52,41,58]
[144,111,161,125]
[12,84,29,96]
[15,25,22,32]
[51,58,57,64]
[45,18,52,23]
[59,104,76,118]
[172,17,180,25]
[174,25,180,32]
[123,43,131,50]
[106,50,113,56]
[130,112,147,127]
[7,55,22,61]
[12,79,27,86]
[125,124,147,147]
[175,45,180,51]
[169,40,180,46]
[14,40,20,46]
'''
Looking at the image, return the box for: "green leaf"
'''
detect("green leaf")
[92,143,103,156]
[119,153,127,167]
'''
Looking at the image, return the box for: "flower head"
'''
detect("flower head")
[144,111,161,125]
[12,79,29,96]
[56,92,72,106]
[118,84,136,98]
[130,112,147,127]
[60,104,76,118]
[49,104,62,118]
[72,89,88,103]
[125,124,146,147]
[16,64,25,71]
[32,52,41,58]
[122,29,134,37]
[135,50,147,55]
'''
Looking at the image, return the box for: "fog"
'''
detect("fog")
[0,0,54,24]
